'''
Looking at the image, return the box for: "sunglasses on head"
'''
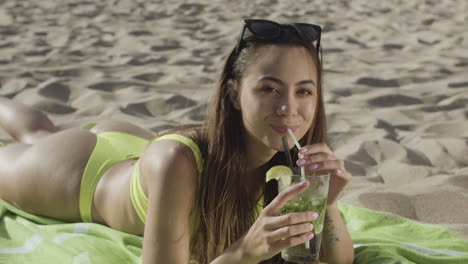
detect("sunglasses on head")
[234,19,322,56]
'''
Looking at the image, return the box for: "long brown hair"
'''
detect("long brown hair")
[172,25,326,264]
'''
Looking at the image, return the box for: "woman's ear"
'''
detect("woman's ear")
[227,80,241,110]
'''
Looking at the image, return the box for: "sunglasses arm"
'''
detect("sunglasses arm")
[235,23,248,55]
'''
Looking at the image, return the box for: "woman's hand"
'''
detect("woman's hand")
[296,143,352,206]
[239,180,319,264]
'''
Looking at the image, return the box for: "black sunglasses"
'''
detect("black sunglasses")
[234,19,322,56]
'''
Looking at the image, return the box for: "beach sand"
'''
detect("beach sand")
[1,0,467,239]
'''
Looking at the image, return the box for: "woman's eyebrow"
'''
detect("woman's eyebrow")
[257,76,316,86]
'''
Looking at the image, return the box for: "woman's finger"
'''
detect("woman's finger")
[267,222,315,242]
[263,180,309,216]
[304,159,344,175]
[296,152,336,167]
[270,231,315,253]
[299,143,333,156]
[264,211,318,230]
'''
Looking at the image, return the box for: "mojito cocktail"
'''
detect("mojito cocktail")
[278,169,330,262]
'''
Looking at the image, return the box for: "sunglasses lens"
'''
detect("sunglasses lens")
[249,21,280,39]
[298,25,320,41]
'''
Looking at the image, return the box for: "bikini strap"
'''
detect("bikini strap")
[153,134,204,174]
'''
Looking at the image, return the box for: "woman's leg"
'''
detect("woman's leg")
[0,97,58,144]
[0,97,156,143]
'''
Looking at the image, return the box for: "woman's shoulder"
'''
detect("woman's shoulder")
[139,129,202,188]
[141,138,199,175]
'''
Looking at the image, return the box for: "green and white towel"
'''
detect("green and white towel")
[339,203,468,264]
[1,199,467,263]
[0,199,141,263]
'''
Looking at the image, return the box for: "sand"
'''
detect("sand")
[0,0,467,239]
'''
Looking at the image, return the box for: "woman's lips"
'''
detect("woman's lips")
[270,125,299,134]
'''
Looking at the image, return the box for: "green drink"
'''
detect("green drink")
[278,169,330,263]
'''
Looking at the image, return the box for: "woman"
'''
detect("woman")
[0,19,353,263]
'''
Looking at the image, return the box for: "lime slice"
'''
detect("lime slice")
[265,165,293,186]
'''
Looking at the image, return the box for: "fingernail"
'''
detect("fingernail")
[311,212,318,219]
[309,224,314,231]
[300,181,308,187]
[308,233,314,239]
[308,163,319,170]
[336,169,343,175]
[297,159,306,165]
[300,147,308,153]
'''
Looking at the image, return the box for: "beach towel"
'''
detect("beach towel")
[340,203,468,264]
[1,199,467,264]
[0,199,141,263]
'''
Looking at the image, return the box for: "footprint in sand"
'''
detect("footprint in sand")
[420,102,465,113]
[173,59,206,66]
[448,81,468,88]
[24,49,51,57]
[454,61,468,67]
[356,77,400,88]
[67,50,85,57]
[367,94,423,107]
[133,72,164,82]
[87,81,146,92]
[48,68,82,78]
[189,28,222,41]
[34,101,76,115]
[127,55,167,66]
[120,103,153,117]
[151,40,182,52]
[383,43,404,50]
[38,82,70,102]
[177,3,206,17]
[121,95,197,118]
[128,30,153,37]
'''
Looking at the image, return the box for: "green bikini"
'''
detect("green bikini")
[79,131,149,223]
[79,132,205,235]
[79,131,263,237]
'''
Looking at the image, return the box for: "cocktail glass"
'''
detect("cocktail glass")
[278,168,330,263]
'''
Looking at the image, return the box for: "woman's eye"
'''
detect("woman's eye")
[298,89,313,95]
[262,86,278,93]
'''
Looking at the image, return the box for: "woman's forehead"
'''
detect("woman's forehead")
[243,45,317,83]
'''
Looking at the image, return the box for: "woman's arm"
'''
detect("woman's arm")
[296,143,355,264]
[141,140,258,264]
[320,204,354,264]
[210,236,251,264]
[140,140,198,264]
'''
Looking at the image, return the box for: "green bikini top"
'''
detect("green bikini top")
[130,134,204,229]
[130,134,264,238]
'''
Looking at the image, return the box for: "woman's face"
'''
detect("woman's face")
[236,44,318,154]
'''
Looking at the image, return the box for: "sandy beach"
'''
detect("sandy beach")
[1,0,467,240]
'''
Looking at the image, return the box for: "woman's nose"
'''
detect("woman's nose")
[276,97,297,117]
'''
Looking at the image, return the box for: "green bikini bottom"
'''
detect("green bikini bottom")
[79,131,206,234]
[79,131,149,223]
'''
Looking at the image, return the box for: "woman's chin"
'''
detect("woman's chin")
[264,138,293,152]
